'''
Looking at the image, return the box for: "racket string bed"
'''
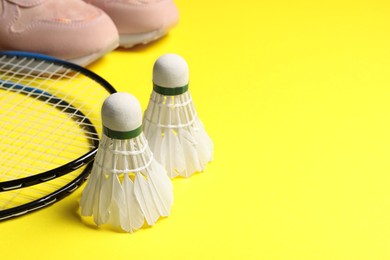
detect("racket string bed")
[0,82,83,179]
[0,56,99,196]
[0,67,97,174]
[0,51,116,220]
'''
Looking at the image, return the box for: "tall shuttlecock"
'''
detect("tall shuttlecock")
[80,92,173,233]
[143,53,214,178]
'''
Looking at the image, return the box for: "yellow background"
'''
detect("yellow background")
[3,0,390,259]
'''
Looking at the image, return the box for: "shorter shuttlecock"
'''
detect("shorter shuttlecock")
[143,53,214,178]
[80,92,173,233]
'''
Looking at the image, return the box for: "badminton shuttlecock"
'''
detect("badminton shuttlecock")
[143,53,214,178]
[80,92,173,233]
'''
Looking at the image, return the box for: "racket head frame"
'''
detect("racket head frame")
[0,51,116,220]
[0,51,116,191]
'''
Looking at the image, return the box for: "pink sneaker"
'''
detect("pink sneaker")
[0,0,119,66]
[85,0,179,48]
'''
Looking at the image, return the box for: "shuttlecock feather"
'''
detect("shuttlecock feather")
[143,54,214,178]
[80,92,173,232]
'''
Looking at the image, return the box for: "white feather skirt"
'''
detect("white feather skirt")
[80,133,173,233]
[143,91,214,178]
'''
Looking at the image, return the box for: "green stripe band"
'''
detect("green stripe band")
[103,125,142,139]
[153,83,188,96]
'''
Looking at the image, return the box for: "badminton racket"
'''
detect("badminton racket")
[0,51,116,220]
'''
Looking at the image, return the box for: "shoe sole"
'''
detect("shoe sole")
[119,29,168,48]
[68,40,119,67]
